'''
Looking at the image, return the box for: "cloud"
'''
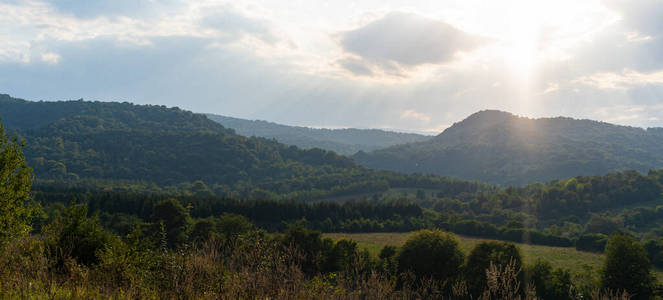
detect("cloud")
[400,109,431,122]
[594,104,663,127]
[553,0,663,76]
[43,0,184,19]
[603,0,663,37]
[200,4,280,45]
[337,12,484,76]
[542,82,559,94]
[336,57,373,76]
[2,0,663,134]
[40,52,60,64]
[573,69,663,90]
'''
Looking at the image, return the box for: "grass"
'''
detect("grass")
[324,232,663,282]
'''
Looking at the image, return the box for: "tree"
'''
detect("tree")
[282,226,326,274]
[151,198,192,248]
[575,233,608,253]
[379,245,398,275]
[322,238,358,273]
[601,233,655,299]
[0,122,39,246]
[44,203,117,267]
[529,260,573,300]
[217,213,253,240]
[464,241,522,297]
[396,230,464,282]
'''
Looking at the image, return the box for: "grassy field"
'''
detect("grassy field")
[324,232,663,282]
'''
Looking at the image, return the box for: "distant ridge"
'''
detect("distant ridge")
[206,114,431,155]
[354,110,663,185]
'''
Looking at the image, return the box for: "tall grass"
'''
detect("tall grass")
[1,234,630,299]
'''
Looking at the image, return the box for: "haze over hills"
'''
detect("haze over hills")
[354,110,663,186]
[0,94,480,199]
[205,114,431,155]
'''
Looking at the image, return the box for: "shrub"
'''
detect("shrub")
[464,241,522,297]
[396,229,464,283]
[44,204,118,267]
[576,233,608,253]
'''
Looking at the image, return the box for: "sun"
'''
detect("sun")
[502,0,543,80]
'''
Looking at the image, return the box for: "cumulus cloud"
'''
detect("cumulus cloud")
[2,0,663,133]
[603,0,663,37]
[200,4,280,44]
[337,12,484,76]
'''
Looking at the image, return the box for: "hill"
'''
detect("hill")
[0,94,482,199]
[354,110,663,185]
[206,114,431,155]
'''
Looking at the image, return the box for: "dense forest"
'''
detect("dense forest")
[355,110,663,186]
[0,94,481,201]
[206,113,431,155]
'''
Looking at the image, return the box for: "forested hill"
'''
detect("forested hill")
[206,114,431,155]
[0,94,484,199]
[354,110,663,186]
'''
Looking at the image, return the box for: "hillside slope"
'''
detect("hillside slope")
[354,110,663,185]
[0,94,482,199]
[206,114,431,155]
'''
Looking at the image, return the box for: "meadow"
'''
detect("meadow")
[325,232,663,282]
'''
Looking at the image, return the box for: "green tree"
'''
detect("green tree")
[601,233,655,299]
[151,198,192,248]
[282,226,327,274]
[44,203,117,267]
[189,217,217,244]
[464,241,522,297]
[396,229,464,282]
[217,213,253,240]
[529,260,573,300]
[0,122,39,245]
[379,245,398,275]
[322,238,358,273]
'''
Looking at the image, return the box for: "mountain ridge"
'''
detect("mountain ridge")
[206,113,432,155]
[354,109,663,186]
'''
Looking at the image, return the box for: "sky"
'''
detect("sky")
[1,0,663,134]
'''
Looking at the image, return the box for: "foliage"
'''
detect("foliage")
[150,198,192,248]
[43,203,117,267]
[528,260,574,300]
[644,238,663,269]
[464,241,522,297]
[0,94,484,201]
[216,213,254,239]
[0,121,39,245]
[601,233,655,300]
[396,230,465,283]
[575,233,608,253]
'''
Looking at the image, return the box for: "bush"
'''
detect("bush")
[576,233,608,253]
[528,260,573,300]
[44,204,118,267]
[396,230,464,282]
[464,241,522,297]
